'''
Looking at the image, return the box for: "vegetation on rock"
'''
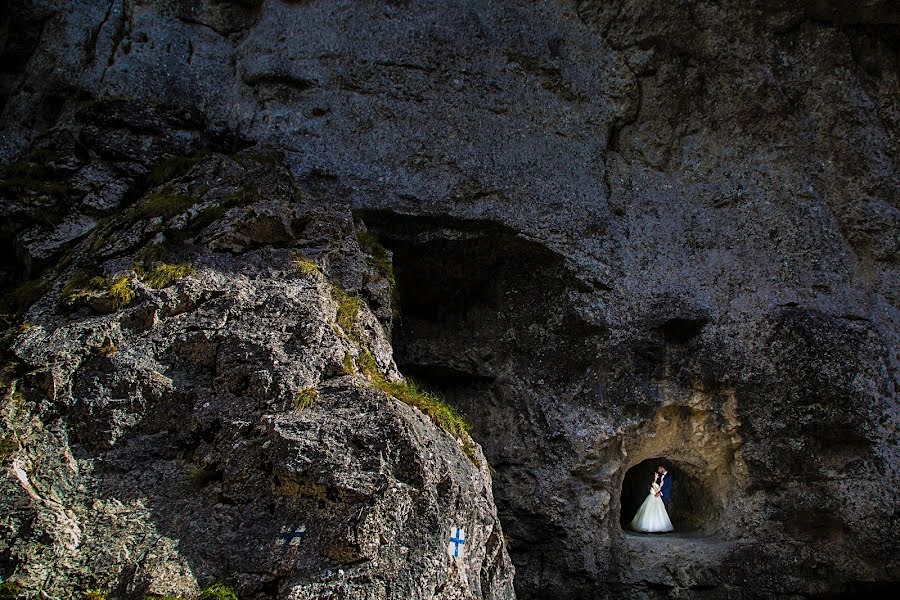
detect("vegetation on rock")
[292,387,319,411]
[129,190,195,222]
[0,581,23,600]
[93,339,118,357]
[141,263,195,289]
[197,584,238,600]
[146,152,209,187]
[0,432,19,463]
[357,351,479,465]
[0,150,71,198]
[356,231,395,284]
[0,278,50,316]
[135,243,170,266]
[188,465,220,487]
[331,285,362,341]
[341,352,355,375]
[141,584,238,600]
[65,273,134,309]
[293,255,319,277]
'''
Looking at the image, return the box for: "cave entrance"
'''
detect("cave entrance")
[620,457,716,534]
[354,209,600,383]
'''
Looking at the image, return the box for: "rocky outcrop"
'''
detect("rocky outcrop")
[1,1,898,598]
[1,150,513,598]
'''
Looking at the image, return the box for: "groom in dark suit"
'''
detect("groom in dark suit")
[656,466,673,508]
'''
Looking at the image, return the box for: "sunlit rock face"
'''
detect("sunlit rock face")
[0,150,515,599]
[1,1,898,598]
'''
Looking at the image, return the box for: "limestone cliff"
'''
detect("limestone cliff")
[1,1,897,599]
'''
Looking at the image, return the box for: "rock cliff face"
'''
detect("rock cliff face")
[0,146,514,599]
[1,1,898,599]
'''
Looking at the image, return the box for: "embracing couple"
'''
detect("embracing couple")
[630,465,674,533]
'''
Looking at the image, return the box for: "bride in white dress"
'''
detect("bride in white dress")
[630,472,674,533]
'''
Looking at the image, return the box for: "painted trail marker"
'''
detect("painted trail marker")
[277,525,306,546]
[447,526,466,559]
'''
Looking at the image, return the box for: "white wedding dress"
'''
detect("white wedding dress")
[630,478,674,533]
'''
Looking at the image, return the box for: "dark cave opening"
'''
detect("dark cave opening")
[619,458,716,534]
[356,209,600,381]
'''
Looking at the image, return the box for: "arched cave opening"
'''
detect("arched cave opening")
[619,457,719,534]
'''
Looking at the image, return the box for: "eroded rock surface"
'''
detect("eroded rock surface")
[1,0,898,599]
[0,152,513,599]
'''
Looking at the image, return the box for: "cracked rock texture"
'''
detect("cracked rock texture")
[1,1,898,599]
[0,149,514,599]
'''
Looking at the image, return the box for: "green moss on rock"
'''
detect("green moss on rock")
[0,580,23,600]
[129,190,195,222]
[293,255,320,277]
[146,152,209,187]
[142,263,195,289]
[292,387,319,411]
[198,584,238,600]
[357,231,395,284]
[64,272,134,309]
[331,285,362,341]
[357,351,479,466]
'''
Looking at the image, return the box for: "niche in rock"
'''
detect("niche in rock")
[620,457,720,534]
[355,210,602,386]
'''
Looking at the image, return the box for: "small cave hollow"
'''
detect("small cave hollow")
[619,457,720,534]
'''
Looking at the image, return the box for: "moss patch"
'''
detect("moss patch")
[188,465,220,487]
[0,431,19,463]
[292,387,319,411]
[129,190,195,222]
[0,151,71,198]
[198,584,238,600]
[100,275,134,309]
[1,280,42,355]
[293,255,319,277]
[0,361,19,390]
[331,285,362,341]
[94,339,118,357]
[342,352,356,375]
[65,272,134,309]
[0,278,50,316]
[146,152,209,187]
[222,187,261,209]
[357,351,479,465]
[82,589,108,600]
[135,242,170,266]
[142,263,195,289]
[62,269,94,298]
[357,231,395,284]
[0,581,23,600]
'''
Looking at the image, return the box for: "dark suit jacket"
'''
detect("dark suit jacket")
[660,474,673,501]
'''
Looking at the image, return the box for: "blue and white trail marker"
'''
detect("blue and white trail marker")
[277,525,306,546]
[447,526,466,559]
